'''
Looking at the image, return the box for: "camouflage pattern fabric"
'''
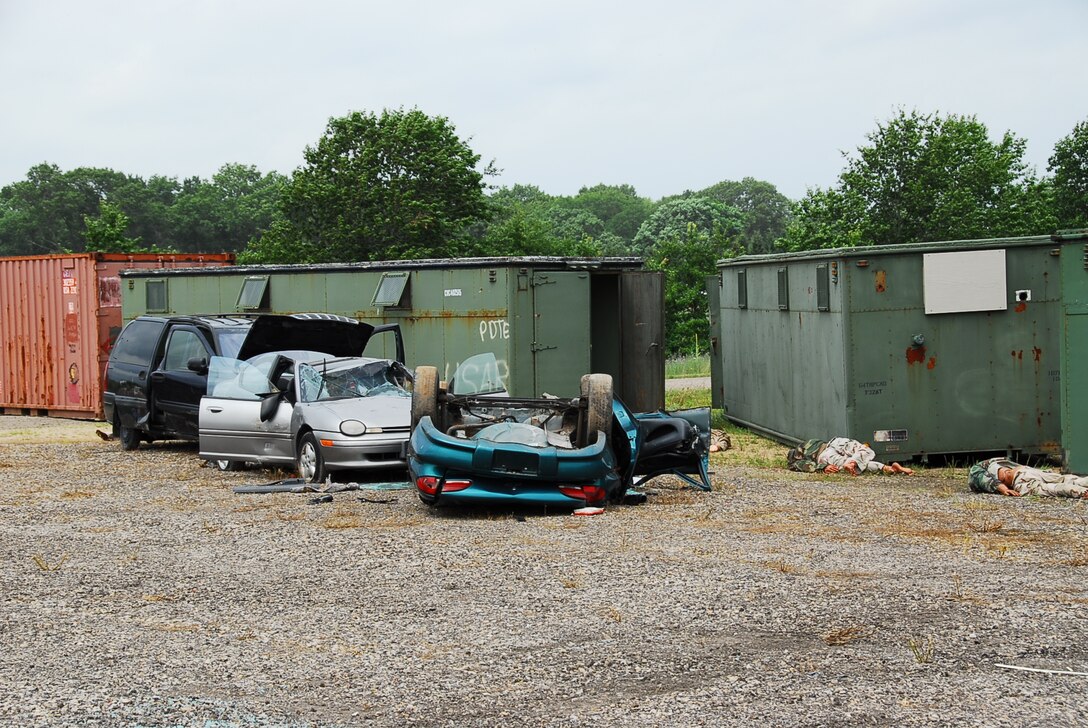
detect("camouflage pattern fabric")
[967,463,1001,493]
[787,439,827,472]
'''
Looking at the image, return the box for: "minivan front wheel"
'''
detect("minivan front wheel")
[116,417,140,451]
[296,432,327,484]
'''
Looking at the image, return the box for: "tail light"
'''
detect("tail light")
[416,477,471,495]
[557,485,606,505]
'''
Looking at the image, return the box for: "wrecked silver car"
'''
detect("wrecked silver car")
[198,350,412,482]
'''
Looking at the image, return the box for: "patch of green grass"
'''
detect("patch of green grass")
[664,388,712,411]
[665,355,710,379]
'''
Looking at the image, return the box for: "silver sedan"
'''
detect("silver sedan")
[198,350,412,482]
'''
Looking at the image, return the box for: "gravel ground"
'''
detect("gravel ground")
[2,415,1087,727]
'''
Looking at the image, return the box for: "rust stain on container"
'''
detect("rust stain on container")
[1015,302,1027,313]
[906,346,926,365]
[875,270,887,293]
[927,357,937,370]
[1032,347,1042,362]
[1011,350,1023,360]
[0,252,234,419]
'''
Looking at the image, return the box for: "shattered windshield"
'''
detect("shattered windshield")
[298,359,410,403]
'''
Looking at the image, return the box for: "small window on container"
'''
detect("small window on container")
[737,270,747,309]
[816,264,830,312]
[777,268,789,310]
[146,279,168,312]
[237,276,270,310]
[373,272,410,307]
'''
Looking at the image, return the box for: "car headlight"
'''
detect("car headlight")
[339,420,367,436]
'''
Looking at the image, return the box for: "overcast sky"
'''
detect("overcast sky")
[1,1,1085,201]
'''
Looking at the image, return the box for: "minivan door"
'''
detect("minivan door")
[149,326,214,439]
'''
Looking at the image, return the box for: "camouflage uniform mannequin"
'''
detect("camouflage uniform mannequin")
[786,438,912,475]
[969,457,1088,498]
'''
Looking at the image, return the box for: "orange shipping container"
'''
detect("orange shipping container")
[0,252,235,420]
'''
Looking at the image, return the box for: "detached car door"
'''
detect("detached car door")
[198,356,294,465]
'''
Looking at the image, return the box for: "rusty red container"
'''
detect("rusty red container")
[0,252,235,420]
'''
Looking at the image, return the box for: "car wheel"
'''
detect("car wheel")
[412,365,440,431]
[215,459,244,472]
[580,373,613,449]
[296,431,326,484]
[116,417,140,451]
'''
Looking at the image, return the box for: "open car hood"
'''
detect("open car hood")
[237,314,375,361]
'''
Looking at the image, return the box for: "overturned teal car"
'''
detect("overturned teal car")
[408,354,711,508]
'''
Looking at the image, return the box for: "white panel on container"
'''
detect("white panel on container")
[922,249,1007,314]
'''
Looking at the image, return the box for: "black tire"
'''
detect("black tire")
[215,459,244,472]
[296,431,327,484]
[580,373,613,449]
[117,417,140,451]
[412,365,440,431]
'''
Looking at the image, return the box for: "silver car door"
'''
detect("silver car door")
[199,356,293,464]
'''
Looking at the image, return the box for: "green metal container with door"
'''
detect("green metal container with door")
[1058,231,1088,473]
[120,257,665,412]
[709,235,1072,462]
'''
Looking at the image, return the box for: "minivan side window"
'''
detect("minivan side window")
[110,320,165,365]
[162,329,209,371]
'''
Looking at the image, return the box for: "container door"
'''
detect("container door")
[531,271,591,397]
[619,271,664,412]
[706,273,724,410]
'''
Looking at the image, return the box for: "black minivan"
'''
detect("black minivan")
[103,313,403,450]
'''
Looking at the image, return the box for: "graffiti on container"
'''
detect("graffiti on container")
[479,319,510,341]
[444,357,509,393]
[99,277,121,307]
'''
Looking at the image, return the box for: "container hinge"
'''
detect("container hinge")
[530,342,557,352]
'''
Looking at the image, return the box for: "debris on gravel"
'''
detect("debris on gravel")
[1,416,1086,727]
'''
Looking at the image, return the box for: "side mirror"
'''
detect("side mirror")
[259,391,281,422]
[187,356,209,374]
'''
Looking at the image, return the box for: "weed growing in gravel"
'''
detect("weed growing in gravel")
[763,559,804,575]
[599,606,624,623]
[60,489,95,499]
[825,626,866,646]
[201,520,221,534]
[31,553,68,571]
[907,636,935,664]
[560,576,582,589]
[142,594,180,603]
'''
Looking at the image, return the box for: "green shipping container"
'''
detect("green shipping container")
[120,257,665,412]
[1059,231,1088,473]
[709,234,1080,462]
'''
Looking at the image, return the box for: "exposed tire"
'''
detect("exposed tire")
[580,373,614,449]
[215,459,244,472]
[412,365,440,431]
[116,417,140,451]
[296,431,327,484]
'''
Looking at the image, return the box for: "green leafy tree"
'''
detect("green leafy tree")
[782,110,1055,250]
[781,187,865,252]
[636,197,744,355]
[0,163,108,254]
[242,108,491,263]
[632,197,743,256]
[696,177,792,253]
[82,201,144,252]
[566,184,653,243]
[171,164,287,252]
[1048,119,1088,228]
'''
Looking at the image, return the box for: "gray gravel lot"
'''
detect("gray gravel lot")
[1,416,1087,727]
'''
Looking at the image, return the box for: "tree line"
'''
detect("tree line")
[1,107,1086,355]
